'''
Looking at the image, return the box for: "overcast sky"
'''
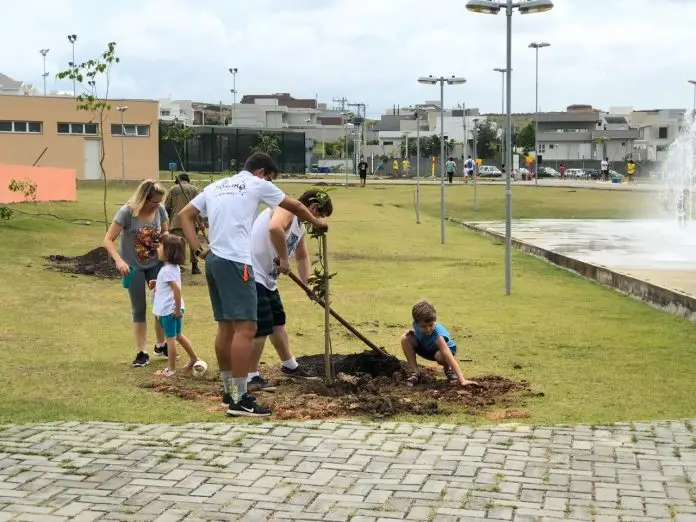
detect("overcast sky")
[2,0,695,117]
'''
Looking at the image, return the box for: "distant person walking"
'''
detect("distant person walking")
[464,155,475,183]
[104,180,169,368]
[357,156,369,187]
[445,157,457,184]
[392,159,400,178]
[402,158,410,176]
[559,163,566,181]
[626,158,637,183]
[601,157,609,182]
[165,173,201,275]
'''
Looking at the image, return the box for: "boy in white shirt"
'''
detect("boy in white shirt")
[177,153,328,417]
[247,189,334,392]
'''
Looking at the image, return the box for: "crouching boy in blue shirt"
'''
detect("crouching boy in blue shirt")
[400,300,478,387]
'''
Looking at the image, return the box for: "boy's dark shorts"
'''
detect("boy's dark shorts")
[359,173,367,179]
[255,283,286,337]
[406,331,457,361]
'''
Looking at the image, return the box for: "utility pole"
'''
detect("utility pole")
[348,102,365,173]
[333,96,349,184]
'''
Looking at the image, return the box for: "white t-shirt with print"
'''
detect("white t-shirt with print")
[153,264,184,317]
[251,208,306,292]
[191,171,285,264]
[601,160,608,171]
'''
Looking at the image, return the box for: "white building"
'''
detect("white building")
[0,73,38,96]
[158,99,194,125]
[630,108,686,162]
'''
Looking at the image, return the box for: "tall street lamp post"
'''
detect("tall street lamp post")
[473,118,479,211]
[229,68,238,125]
[117,105,129,184]
[39,49,50,95]
[466,0,554,295]
[67,34,77,97]
[689,80,696,117]
[493,67,506,166]
[417,76,467,245]
[530,41,550,186]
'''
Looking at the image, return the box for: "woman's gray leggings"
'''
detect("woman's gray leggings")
[128,264,162,322]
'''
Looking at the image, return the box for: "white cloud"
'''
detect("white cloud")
[2,0,695,116]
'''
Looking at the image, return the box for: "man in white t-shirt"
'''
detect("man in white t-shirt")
[178,153,328,418]
[246,189,334,392]
[601,157,609,181]
[464,155,475,183]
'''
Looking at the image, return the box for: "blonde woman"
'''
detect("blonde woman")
[104,180,170,368]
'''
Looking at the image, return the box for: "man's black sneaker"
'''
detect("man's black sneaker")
[247,375,277,392]
[281,365,317,380]
[221,392,257,407]
[226,393,271,418]
[154,343,168,357]
[132,351,150,368]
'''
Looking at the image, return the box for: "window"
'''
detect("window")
[0,120,42,133]
[111,124,150,137]
[538,143,546,153]
[383,140,394,145]
[657,145,668,152]
[658,126,668,139]
[57,122,99,135]
[549,144,555,150]
[160,110,171,117]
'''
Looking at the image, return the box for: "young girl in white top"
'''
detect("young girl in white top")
[150,235,200,376]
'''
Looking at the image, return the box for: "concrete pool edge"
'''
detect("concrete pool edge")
[450,218,696,322]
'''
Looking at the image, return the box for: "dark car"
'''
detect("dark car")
[536,166,559,178]
[584,168,600,180]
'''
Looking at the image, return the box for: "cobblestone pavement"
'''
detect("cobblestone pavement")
[1,420,696,521]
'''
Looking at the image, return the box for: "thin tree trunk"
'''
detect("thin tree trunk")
[322,236,332,383]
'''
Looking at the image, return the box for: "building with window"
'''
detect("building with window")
[0,94,159,180]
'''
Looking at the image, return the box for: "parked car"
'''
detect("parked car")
[537,166,559,178]
[585,168,600,180]
[566,168,586,179]
[479,165,503,177]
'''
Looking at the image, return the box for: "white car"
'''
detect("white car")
[566,168,586,179]
[479,165,503,177]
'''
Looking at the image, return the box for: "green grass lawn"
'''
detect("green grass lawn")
[0,182,693,425]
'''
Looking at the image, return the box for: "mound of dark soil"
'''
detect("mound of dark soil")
[149,351,536,421]
[297,351,403,378]
[46,247,119,278]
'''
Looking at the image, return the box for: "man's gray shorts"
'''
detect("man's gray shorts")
[205,252,257,322]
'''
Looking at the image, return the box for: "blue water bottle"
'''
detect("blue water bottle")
[122,266,135,289]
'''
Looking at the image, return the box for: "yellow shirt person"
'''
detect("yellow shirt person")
[393,159,399,175]
[402,159,410,173]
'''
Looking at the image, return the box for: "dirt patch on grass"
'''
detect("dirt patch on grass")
[46,247,120,278]
[145,350,535,420]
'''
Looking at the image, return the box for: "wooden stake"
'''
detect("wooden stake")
[322,235,333,382]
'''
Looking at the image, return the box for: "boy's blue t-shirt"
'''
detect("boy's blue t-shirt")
[412,322,457,353]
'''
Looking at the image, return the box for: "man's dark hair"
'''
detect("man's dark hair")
[299,189,334,217]
[177,172,190,183]
[244,153,279,176]
[161,235,186,266]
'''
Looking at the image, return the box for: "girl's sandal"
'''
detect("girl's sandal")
[155,368,176,377]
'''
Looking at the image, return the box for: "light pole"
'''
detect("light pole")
[467,0,554,295]
[67,34,77,97]
[689,80,696,117]
[117,105,128,184]
[39,49,50,95]
[473,118,479,211]
[414,104,428,224]
[418,75,467,245]
[493,67,506,165]
[530,41,550,186]
[229,68,238,125]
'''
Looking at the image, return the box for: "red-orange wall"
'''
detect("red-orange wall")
[0,164,76,204]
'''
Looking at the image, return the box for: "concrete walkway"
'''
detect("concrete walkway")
[1,420,695,521]
[277,178,662,192]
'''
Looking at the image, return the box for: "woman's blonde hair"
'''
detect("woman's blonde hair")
[126,180,166,215]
